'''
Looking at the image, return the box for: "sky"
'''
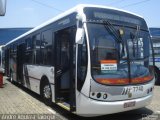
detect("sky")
[0,0,159,28]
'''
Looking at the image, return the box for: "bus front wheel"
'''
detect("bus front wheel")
[41,80,52,106]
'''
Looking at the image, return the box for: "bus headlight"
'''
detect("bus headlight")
[97,93,101,98]
[103,94,108,99]
[90,92,108,100]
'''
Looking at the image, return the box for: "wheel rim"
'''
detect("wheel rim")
[43,85,51,99]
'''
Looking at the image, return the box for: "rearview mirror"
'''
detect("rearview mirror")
[76,28,84,44]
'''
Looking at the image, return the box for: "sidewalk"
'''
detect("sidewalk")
[0,77,56,114]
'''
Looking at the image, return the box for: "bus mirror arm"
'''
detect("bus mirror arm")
[76,28,84,44]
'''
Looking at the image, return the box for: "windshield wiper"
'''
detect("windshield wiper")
[103,20,125,59]
[135,26,140,57]
[130,25,141,58]
[103,20,122,43]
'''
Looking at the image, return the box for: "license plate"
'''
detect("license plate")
[124,101,136,108]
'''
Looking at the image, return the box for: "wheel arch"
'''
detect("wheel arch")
[40,75,50,96]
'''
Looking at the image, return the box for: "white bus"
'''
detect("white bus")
[4,5,155,117]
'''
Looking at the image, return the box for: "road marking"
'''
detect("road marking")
[47,108,56,114]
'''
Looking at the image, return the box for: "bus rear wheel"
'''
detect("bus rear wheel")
[41,80,52,106]
[155,68,160,85]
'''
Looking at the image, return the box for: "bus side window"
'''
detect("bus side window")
[32,34,41,64]
[25,38,34,64]
[77,35,88,91]
[41,30,53,65]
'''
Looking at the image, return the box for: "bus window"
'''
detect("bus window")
[93,35,117,61]
[41,30,53,65]
[32,34,41,64]
[87,22,152,85]
[25,38,34,64]
[26,38,33,50]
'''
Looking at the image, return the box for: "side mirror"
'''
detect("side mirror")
[76,28,84,44]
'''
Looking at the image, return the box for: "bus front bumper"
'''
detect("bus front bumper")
[76,93,153,117]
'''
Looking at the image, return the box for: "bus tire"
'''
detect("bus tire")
[155,68,160,85]
[41,78,52,106]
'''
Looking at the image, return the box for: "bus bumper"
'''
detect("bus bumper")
[76,93,153,117]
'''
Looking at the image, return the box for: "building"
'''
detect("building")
[150,28,160,36]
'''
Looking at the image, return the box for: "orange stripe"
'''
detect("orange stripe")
[131,76,154,84]
[100,60,117,64]
[96,78,129,85]
[96,75,153,85]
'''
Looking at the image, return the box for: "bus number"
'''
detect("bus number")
[133,86,143,92]
[122,86,143,95]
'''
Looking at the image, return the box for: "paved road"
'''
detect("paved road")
[0,77,160,120]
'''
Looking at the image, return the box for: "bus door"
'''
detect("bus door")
[55,27,76,112]
[17,43,25,85]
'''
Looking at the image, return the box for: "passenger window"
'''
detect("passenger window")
[32,34,41,64]
[26,38,33,50]
[25,38,34,64]
[41,30,53,65]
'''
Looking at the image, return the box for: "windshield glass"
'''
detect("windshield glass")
[87,22,153,85]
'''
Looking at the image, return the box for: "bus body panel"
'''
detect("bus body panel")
[23,65,54,94]
[76,90,152,117]
[89,78,155,101]
[79,23,91,97]
[51,84,55,102]
[29,77,40,94]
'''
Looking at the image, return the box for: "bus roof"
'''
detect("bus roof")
[5,4,143,46]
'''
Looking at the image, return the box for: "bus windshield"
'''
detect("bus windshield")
[87,21,153,85]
